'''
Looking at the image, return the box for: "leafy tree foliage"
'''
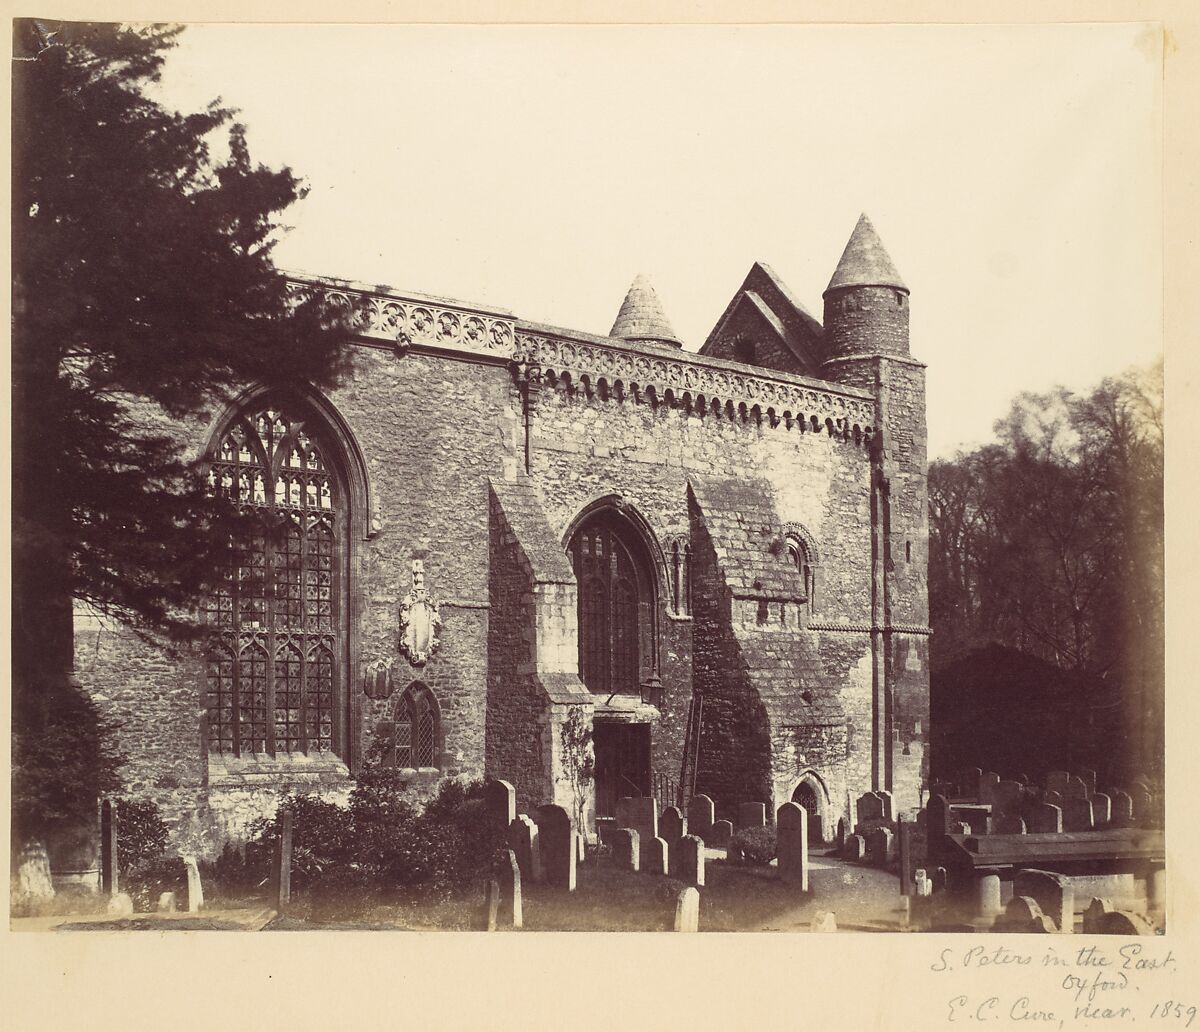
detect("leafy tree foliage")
[928,361,1163,773]
[12,20,350,693]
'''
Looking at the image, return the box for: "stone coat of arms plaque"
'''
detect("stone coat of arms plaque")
[399,559,442,666]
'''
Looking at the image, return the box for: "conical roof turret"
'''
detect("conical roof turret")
[825,213,908,294]
[609,274,682,348]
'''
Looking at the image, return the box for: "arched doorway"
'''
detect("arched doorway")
[568,506,660,817]
[792,775,828,845]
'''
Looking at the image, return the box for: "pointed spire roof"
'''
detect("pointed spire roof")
[825,213,907,294]
[609,274,682,347]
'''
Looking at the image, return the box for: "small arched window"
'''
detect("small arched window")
[381,683,440,769]
[782,524,819,617]
[669,535,691,617]
[203,400,345,758]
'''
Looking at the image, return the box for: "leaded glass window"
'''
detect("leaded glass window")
[381,684,440,769]
[204,404,340,757]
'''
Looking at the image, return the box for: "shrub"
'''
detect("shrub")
[123,854,188,913]
[247,793,357,893]
[728,826,777,865]
[115,798,170,876]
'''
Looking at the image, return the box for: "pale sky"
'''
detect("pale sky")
[153,23,1162,459]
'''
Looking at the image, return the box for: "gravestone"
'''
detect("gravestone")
[577,832,586,865]
[616,796,659,847]
[1129,785,1152,825]
[677,835,705,888]
[1090,792,1112,826]
[1000,895,1055,933]
[960,767,983,799]
[1078,769,1098,797]
[1028,803,1063,834]
[1066,776,1088,801]
[952,821,972,835]
[507,815,543,884]
[926,794,951,853]
[14,842,54,901]
[157,891,177,913]
[1082,897,1114,934]
[496,849,522,928]
[897,818,915,894]
[660,806,686,855]
[184,856,204,913]
[485,878,500,931]
[709,820,733,847]
[1044,790,1063,807]
[644,836,669,876]
[979,772,1000,805]
[1013,773,1029,786]
[106,892,134,917]
[867,827,894,867]
[596,817,616,844]
[776,803,809,890]
[1063,797,1094,832]
[812,911,837,932]
[995,814,1027,835]
[835,817,848,851]
[1046,771,1070,796]
[534,804,576,891]
[915,870,930,896]
[611,828,640,872]
[674,886,700,932]
[856,792,884,824]
[1111,791,1134,828]
[687,794,715,842]
[932,867,948,894]
[993,780,1023,817]
[847,834,867,861]
[270,809,293,912]
[484,779,517,835]
[876,790,895,822]
[737,802,766,829]
[976,870,1003,917]
[1015,868,1073,934]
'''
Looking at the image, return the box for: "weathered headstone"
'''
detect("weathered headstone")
[1028,802,1063,834]
[1078,769,1098,797]
[933,866,949,894]
[979,772,1000,805]
[926,794,951,853]
[846,834,867,861]
[1111,791,1134,828]
[776,803,809,890]
[1066,776,1088,802]
[915,869,931,897]
[856,792,884,824]
[976,870,1003,917]
[100,799,119,895]
[995,814,1027,835]
[952,821,972,835]
[960,767,983,799]
[496,849,522,929]
[616,796,659,848]
[867,827,894,867]
[737,801,766,829]
[270,809,293,912]
[577,832,587,865]
[507,815,543,884]
[674,886,700,932]
[687,794,715,842]
[157,891,177,913]
[897,818,915,894]
[835,817,848,851]
[1082,897,1114,934]
[1090,792,1112,826]
[644,836,669,876]
[660,806,686,855]
[1000,895,1055,932]
[811,911,837,932]
[993,780,1023,817]
[14,842,55,901]
[184,856,204,913]
[876,790,895,822]
[612,828,640,872]
[534,804,576,891]
[1063,797,1095,832]
[485,878,500,931]
[484,780,517,835]
[596,817,616,844]
[1046,771,1070,796]
[677,834,705,887]
[1015,868,1074,934]
[106,892,134,917]
[709,820,733,847]
[1129,785,1152,826]
[1013,773,1029,786]
[1044,789,1064,807]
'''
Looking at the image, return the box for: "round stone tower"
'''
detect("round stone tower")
[821,212,910,366]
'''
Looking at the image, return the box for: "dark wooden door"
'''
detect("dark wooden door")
[593,722,651,818]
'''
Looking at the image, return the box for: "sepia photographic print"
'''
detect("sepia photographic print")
[7,9,1185,1025]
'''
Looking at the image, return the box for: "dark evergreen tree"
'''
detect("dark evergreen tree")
[11,21,350,837]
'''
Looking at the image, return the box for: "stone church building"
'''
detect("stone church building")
[76,213,929,851]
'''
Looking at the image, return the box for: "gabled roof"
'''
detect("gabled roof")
[700,262,823,373]
[609,274,682,347]
[825,213,908,293]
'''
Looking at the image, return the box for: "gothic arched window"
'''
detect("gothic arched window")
[379,683,440,770]
[783,526,819,616]
[569,511,658,697]
[204,402,344,757]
